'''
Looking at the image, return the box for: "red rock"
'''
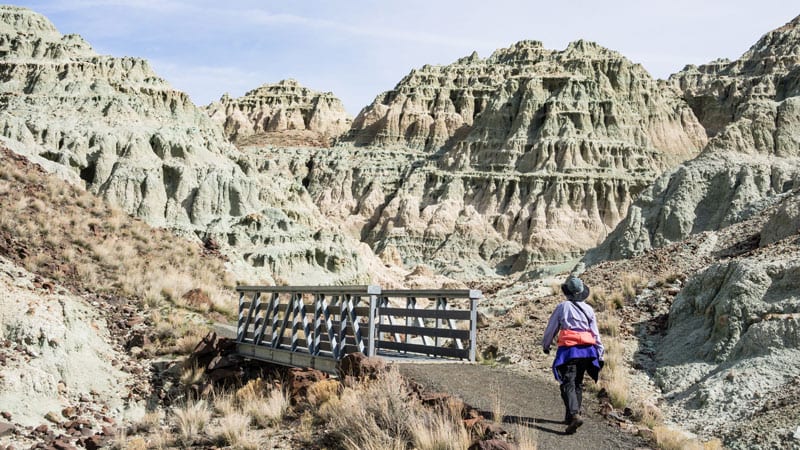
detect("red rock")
[287,367,329,403]
[0,422,14,436]
[79,435,104,450]
[468,439,514,450]
[0,412,10,420]
[206,368,241,383]
[51,439,77,450]
[336,352,387,380]
[125,317,144,327]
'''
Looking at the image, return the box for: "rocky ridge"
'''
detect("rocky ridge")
[0,5,385,285]
[573,15,800,448]
[206,79,352,147]
[297,40,707,276]
[586,15,800,263]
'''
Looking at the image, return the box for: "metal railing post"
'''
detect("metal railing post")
[367,285,381,357]
[469,290,480,362]
[236,290,246,341]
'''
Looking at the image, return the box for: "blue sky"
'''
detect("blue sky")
[16,1,800,115]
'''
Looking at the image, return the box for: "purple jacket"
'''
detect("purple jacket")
[542,300,604,359]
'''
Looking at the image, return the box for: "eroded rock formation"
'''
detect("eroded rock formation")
[0,6,376,285]
[586,15,800,263]
[206,79,352,147]
[309,40,707,276]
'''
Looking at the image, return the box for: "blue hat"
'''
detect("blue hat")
[561,276,590,302]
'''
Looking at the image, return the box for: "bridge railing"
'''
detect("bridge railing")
[377,289,480,361]
[234,285,481,372]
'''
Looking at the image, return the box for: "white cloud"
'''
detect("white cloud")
[147,59,265,106]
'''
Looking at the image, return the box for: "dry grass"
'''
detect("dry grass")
[173,400,211,445]
[180,365,206,390]
[318,367,470,450]
[132,411,162,433]
[307,379,341,407]
[601,336,629,408]
[590,286,624,312]
[0,150,237,352]
[598,314,621,338]
[245,388,290,428]
[212,412,255,448]
[511,309,527,327]
[490,382,506,424]
[620,272,645,302]
[145,430,170,450]
[211,379,291,428]
[653,425,724,450]
[516,425,538,450]
[408,408,471,450]
[631,399,663,429]
[297,410,315,443]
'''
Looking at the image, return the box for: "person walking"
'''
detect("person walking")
[542,276,604,434]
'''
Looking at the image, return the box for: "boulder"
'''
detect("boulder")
[336,352,388,380]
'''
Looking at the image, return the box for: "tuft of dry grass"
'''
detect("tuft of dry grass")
[245,388,290,428]
[511,309,527,327]
[319,368,451,450]
[212,392,238,417]
[173,400,211,445]
[599,336,628,409]
[516,425,538,450]
[180,365,206,390]
[408,408,471,450]
[490,382,506,425]
[652,425,723,450]
[145,429,170,450]
[620,272,645,302]
[631,399,663,429]
[317,369,473,450]
[212,412,255,448]
[307,379,341,408]
[598,314,621,338]
[132,411,162,433]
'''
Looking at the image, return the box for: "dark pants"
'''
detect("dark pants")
[556,358,594,421]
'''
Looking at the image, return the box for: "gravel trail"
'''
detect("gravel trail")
[398,363,648,450]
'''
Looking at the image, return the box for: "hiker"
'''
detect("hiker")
[542,276,604,434]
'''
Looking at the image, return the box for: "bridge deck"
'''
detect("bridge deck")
[230,286,481,374]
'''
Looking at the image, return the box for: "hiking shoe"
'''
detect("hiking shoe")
[565,414,584,434]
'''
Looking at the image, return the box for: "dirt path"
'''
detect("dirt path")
[398,363,648,450]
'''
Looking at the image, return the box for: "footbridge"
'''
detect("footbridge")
[234,285,481,373]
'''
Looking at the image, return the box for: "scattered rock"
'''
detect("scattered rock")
[467,439,514,450]
[78,434,105,450]
[336,352,387,380]
[0,422,13,437]
[287,368,328,404]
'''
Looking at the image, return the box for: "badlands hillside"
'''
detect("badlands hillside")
[0,3,798,449]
